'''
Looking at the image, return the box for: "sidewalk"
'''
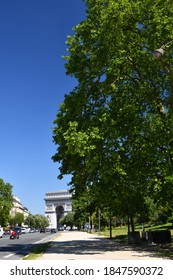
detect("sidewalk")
[36,230,167,260]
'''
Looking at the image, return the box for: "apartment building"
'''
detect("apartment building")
[10,196,29,219]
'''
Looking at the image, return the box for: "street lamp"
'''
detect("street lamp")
[153,40,173,167]
[153,40,173,59]
[153,40,173,109]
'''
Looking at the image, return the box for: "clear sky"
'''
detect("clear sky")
[0,0,86,214]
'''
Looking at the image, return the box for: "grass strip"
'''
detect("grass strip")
[23,242,51,260]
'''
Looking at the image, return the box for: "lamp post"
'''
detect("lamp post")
[153,40,173,59]
[153,40,173,166]
[153,40,173,109]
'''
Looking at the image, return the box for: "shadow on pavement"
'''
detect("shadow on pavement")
[45,236,172,259]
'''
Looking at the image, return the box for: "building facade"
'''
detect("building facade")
[10,196,29,219]
[44,190,72,229]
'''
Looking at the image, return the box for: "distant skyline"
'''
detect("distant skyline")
[0,0,86,214]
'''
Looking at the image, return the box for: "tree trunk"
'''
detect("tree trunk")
[127,215,130,233]
[109,215,112,239]
[130,214,135,232]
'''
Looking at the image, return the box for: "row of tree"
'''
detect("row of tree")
[52,0,173,233]
[8,213,49,229]
[60,197,173,233]
[0,178,48,228]
[24,214,49,229]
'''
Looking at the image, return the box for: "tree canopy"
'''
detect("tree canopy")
[9,212,24,227]
[24,214,49,228]
[0,178,13,227]
[52,0,173,230]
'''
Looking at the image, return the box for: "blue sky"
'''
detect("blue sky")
[0,0,86,214]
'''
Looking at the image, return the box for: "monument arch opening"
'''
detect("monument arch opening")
[56,205,64,226]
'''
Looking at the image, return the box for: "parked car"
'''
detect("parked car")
[29,228,35,233]
[24,227,31,233]
[0,227,4,238]
[3,229,10,235]
[40,228,45,233]
[21,227,27,234]
[57,225,64,231]
[51,228,57,233]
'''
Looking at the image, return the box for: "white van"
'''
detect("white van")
[0,227,4,238]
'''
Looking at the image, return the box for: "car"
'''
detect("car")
[51,228,57,233]
[24,227,31,233]
[21,227,27,234]
[40,228,45,233]
[29,228,35,233]
[66,226,71,231]
[3,229,10,235]
[58,226,64,231]
[0,227,4,238]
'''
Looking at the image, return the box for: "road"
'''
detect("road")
[0,231,59,260]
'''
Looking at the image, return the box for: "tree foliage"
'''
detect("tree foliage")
[59,212,75,229]
[0,178,13,227]
[52,0,173,231]
[24,214,49,228]
[9,212,24,227]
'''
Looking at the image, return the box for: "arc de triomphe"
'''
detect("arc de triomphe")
[44,190,72,229]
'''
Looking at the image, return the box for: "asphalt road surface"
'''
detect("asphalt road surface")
[0,231,59,260]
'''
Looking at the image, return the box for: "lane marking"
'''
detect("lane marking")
[34,234,58,244]
[3,253,15,258]
[3,245,28,259]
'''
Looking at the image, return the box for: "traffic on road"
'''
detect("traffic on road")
[0,228,59,260]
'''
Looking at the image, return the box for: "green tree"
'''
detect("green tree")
[0,178,13,227]
[25,214,49,228]
[25,214,36,228]
[34,214,49,228]
[52,0,173,231]
[59,212,75,229]
[9,212,24,227]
